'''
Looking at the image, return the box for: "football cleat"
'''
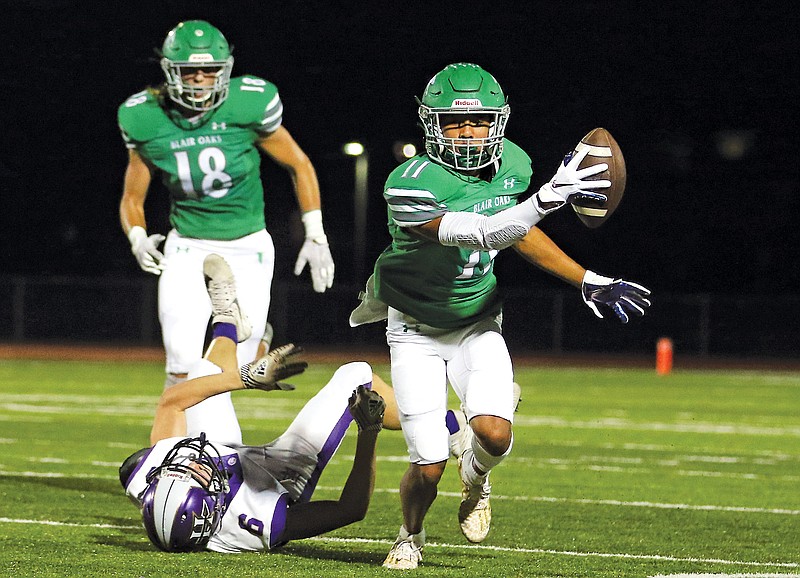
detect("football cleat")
[203,253,252,343]
[382,529,425,570]
[240,343,307,391]
[457,459,492,543]
[512,381,522,413]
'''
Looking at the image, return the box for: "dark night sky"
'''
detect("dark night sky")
[1,1,798,297]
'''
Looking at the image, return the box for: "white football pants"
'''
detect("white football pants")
[158,228,274,376]
[386,307,515,465]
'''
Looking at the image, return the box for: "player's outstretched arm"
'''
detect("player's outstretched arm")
[511,227,651,323]
[512,226,586,287]
[279,387,385,542]
[149,339,307,443]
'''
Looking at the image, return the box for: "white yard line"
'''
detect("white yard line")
[0,517,795,569]
[2,467,798,515]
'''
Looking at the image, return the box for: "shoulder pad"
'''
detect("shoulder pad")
[222,76,282,130]
[502,139,532,164]
[117,89,165,143]
[385,156,447,188]
[499,139,533,179]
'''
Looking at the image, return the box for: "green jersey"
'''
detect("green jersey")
[375,139,533,329]
[118,76,282,240]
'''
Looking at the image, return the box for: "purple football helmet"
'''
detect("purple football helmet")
[141,433,230,552]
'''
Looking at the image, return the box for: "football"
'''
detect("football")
[570,127,626,228]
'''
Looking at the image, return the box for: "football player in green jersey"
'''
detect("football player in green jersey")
[348,63,651,569]
[118,20,334,392]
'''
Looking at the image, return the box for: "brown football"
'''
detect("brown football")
[570,127,626,228]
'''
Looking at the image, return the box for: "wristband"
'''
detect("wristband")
[128,226,147,246]
[301,209,326,240]
[582,270,614,286]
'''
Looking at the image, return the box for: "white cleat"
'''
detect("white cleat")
[457,458,492,543]
[382,531,424,570]
[452,381,517,543]
[203,254,252,343]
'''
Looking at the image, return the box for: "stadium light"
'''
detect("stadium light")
[343,142,365,157]
[343,142,369,283]
[392,141,417,161]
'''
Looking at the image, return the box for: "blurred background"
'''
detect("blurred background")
[1,1,797,360]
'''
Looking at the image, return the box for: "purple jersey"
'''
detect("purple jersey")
[125,437,289,551]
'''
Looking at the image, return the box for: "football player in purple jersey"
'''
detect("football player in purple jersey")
[120,254,382,552]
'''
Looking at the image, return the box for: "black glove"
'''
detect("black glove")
[348,385,385,432]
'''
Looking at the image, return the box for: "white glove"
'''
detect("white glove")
[293,209,335,292]
[533,147,610,215]
[128,226,166,275]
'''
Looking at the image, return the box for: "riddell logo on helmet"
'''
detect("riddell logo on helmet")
[452,99,482,107]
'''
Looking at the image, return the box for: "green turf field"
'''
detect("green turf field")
[0,358,798,577]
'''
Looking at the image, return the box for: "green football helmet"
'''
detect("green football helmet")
[160,20,234,112]
[418,63,510,171]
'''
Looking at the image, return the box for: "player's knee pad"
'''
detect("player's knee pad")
[401,411,450,464]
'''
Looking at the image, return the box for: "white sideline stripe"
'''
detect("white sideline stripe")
[2,469,796,516]
[0,470,118,480]
[9,407,796,437]
[0,517,795,569]
[515,415,800,437]
[3,396,800,437]
[650,574,800,577]
[309,537,799,569]
[0,517,133,530]
[364,455,800,482]
[314,486,800,516]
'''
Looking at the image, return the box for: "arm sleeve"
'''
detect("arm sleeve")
[437,197,546,251]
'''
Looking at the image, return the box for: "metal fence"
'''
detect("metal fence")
[1,275,798,360]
